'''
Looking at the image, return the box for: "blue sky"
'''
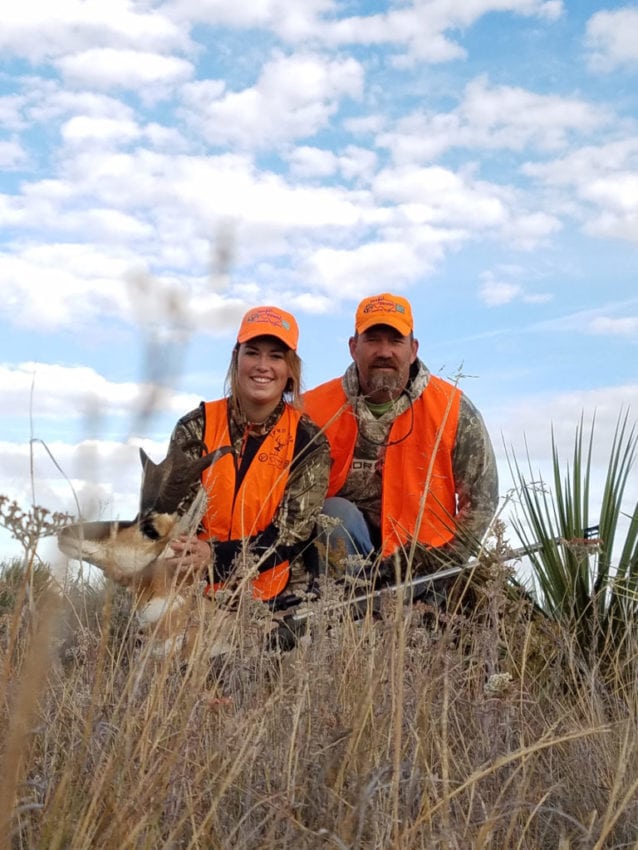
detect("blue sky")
[1,0,637,569]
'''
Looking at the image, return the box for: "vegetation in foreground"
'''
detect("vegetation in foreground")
[1,414,638,849]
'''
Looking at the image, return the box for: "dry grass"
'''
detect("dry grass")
[2,553,638,850]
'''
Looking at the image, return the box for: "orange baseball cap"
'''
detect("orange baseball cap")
[355,293,414,336]
[236,305,299,351]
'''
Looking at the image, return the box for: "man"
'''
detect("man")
[303,292,498,588]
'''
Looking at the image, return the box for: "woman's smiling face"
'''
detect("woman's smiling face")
[236,336,292,419]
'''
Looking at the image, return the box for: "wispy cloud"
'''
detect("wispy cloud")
[587,316,638,337]
[531,299,638,336]
[478,270,553,307]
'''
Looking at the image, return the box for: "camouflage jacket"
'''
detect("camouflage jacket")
[169,398,330,582]
[336,359,499,573]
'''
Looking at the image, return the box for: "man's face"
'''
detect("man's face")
[349,324,419,403]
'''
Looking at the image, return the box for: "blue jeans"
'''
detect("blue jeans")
[314,497,376,578]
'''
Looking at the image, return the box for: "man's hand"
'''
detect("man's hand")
[163,534,212,578]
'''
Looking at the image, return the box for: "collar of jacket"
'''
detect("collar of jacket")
[228,397,286,440]
[342,358,431,408]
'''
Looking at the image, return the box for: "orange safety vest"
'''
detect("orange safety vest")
[199,399,301,600]
[303,377,461,556]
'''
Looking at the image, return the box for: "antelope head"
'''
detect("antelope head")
[58,442,231,581]
[58,441,280,661]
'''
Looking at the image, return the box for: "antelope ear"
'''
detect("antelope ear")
[138,442,233,516]
[139,446,156,471]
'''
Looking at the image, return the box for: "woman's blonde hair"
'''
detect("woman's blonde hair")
[224,339,303,408]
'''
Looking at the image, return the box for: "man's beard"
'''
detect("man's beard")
[367,368,403,397]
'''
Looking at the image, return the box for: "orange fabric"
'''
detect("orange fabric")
[236,305,299,350]
[207,560,290,601]
[199,399,301,600]
[303,376,461,555]
[302,379,356,497]
[355,293,413,336]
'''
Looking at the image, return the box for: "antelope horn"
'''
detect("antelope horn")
[139,442,232,515]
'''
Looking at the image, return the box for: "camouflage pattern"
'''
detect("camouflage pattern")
[335,359,499,574]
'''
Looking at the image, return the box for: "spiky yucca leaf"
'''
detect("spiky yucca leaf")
[508,411,638,662]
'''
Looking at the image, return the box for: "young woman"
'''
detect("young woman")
[164,306,330,603]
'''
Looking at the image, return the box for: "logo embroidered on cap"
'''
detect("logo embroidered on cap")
[363,297,406,316]
[245,308,289,329]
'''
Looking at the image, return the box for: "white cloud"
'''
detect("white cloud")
[56,48,194,92]
[499,210,562,250]
[585,6,638,71]
[459,76,604,149]
[305,241,431,298]
[0,243,137,329]
[0,362,200,421]
[319,9,466,62]
[338,146,378,182]
[0,94,30,132]
[0,437,169,549]
[178,79,226,111]
[286,146,338,178]
[62,149,365,234]
[0,0,188,62]
[166,0,563,56]
[523,139,638,244]
[180,52,364,148]
[2,215,345,336]
[531,299,638,339]
[166,0,335,40]
[370,163,561,249]
[0,130,566,333]
[292,0,563,62]
[61,115,142,146]
[480,280,523,306]
[493,383,638,465]
[0,139,28,169]
[27,87,136,126]
[344,114,386,136]
[286,144,379,183]
[378,76,607,164]
[142,122,192,152]
[491,383,638,560]
[479,269,553,306]
[582,170,638,210]
[373,164,508,228]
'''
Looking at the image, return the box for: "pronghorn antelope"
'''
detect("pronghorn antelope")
[57,441,282,658]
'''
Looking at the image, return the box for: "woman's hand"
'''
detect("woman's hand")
[164,534,212,578]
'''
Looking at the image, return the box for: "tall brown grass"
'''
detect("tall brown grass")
[2,539,638,850]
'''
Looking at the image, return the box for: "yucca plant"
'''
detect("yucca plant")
[0,558,54,615]
[508,410,638,664]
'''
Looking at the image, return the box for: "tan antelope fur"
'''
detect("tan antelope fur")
[58,442,275,658]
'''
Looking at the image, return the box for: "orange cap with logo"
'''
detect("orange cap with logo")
[355,293,414,336]
[236,305,299,351]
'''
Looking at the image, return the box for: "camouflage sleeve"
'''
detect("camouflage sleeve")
[448,393,499,560]
[271,415,331,547]
[167,404,207,510]
[169,405,206,453]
